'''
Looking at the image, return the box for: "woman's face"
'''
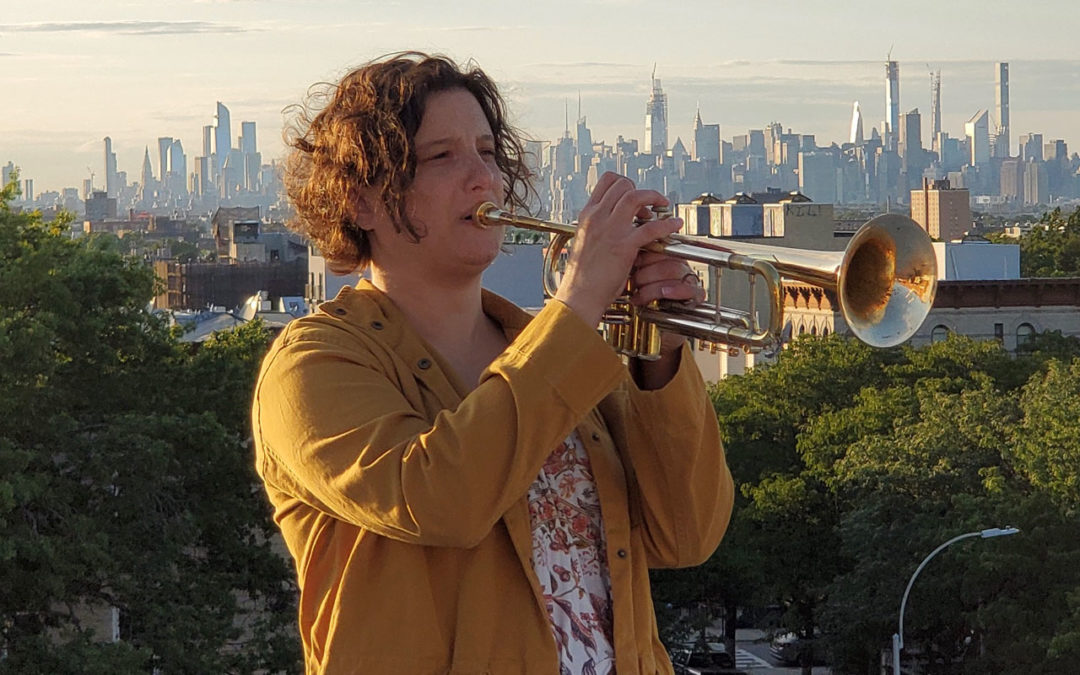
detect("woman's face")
[366,87,506,283]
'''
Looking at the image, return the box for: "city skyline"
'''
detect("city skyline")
[3,0,1079,193]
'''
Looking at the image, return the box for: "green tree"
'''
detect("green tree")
[1014,207,1080,277]
[0,179,300,672]
[1012,358,1080,509]
[685,331,1080,674]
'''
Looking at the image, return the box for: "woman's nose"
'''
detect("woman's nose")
[465,152,497,192]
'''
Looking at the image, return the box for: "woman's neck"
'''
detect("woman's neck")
[370,266,491,357]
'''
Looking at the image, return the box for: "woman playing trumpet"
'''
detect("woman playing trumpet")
[251,51,734,674]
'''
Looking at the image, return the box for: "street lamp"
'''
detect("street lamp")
[892,527,1020,674]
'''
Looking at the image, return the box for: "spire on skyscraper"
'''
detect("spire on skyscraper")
[141,147,153,187]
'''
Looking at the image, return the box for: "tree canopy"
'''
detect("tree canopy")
[653,331,1080,674]
[0,178,300,672]
[988,207,1080,277]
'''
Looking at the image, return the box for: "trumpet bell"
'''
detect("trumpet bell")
[839,214,938,348]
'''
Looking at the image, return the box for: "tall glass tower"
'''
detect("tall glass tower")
[103,137,118,197]
[849,101,864,145]
[885,60,900,151]
[215,102,232,174]
[929,70,941,153]
[995,62,1010,157]
[644,66,668,157]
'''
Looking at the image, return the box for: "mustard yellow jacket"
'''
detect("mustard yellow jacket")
[251,281,734,674]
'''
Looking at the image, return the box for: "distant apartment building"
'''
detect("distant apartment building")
[210,206,305,263]
[911,178,972,242]
[798,151,837,204]
[1023,160,1050,206]
[1000,159,1023,203]
[84,190,118,222]
[152,258,306,311]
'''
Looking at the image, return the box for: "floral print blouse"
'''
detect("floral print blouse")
[527,431,616,675]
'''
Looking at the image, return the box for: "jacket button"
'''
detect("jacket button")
[333,307,347,316]
[616,549,627,559]
[417,358,432,370]
[371,320,384,330]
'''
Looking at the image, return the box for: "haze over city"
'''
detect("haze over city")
[2,0,1079,194]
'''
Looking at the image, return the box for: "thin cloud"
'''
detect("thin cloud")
[0,21,255,36]
[525,62,640,70]
[435,25,523,32]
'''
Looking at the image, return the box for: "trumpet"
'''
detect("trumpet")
[473,202,938,360]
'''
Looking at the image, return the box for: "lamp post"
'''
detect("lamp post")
[892,526,1019,674]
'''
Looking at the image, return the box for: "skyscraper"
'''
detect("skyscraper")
[849,101,864,145]
[965,110,990,167]
[140,147,155,202]
[1019,133,1044,162]
[899,108,923,168]
[240,121,257,155]
[574,96,593,173]
[929,70,941,153]
[693,107,721,163]
[104,137,118,197]
[158,137,173,183]
[202,125,214,157]
[994,62,1010,157]
[1,161,14,190]
[885,59,900,151]
[239,121,260,191]
[169,140,187,197]
[215,102,232,174]
[644,66,668,157]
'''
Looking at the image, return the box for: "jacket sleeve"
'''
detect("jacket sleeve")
[252,300,626,548]
[599,343,734,568]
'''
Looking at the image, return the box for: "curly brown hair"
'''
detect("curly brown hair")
[283,52,534,274]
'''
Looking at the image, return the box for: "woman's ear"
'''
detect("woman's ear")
[351,188,381,232]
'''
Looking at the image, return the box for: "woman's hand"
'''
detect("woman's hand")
[553,172,683,328]
[630,251,706,356]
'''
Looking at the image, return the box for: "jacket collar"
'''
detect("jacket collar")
[318,280,535,400]
[321,279,533,339]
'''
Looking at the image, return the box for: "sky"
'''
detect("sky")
[2,0,1079,194]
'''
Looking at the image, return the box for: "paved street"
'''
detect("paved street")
[735,629,832,674]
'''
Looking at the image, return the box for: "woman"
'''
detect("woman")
[252,52,734,674]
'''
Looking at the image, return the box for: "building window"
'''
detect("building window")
[1016,323,1035,348]
[994,323,1004,342]
[931,325,949,343]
